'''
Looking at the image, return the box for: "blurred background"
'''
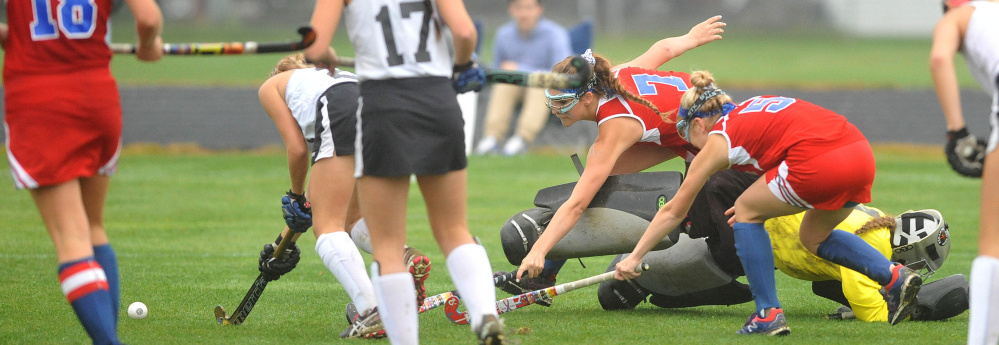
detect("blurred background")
[1,0,990,150]
[151,0,940,37]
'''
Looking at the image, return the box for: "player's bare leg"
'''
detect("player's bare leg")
[31,178,118,344]
[418,170,503,343]
[969,148,999,344]
[358,175,416,343]
[81,175,121,325]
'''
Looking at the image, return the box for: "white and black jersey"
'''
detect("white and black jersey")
[344,0,453,81]
[285,68,357,142]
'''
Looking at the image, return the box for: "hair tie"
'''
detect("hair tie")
[581,49,596,66]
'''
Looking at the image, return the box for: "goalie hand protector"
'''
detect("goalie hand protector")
[945,127,985,178]
[259,238,301,281]
[282,190,312,233]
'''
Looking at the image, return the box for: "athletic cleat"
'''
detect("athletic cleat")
[340,304,384,339]
[474,314,507,345]
[493,271,555,307]
[736,308,791,336]
[883,263,922,325]
[404,246,432,306]
[343,303,387,339]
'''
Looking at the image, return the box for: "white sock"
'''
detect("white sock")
[969,255,999,345]
[445,243,498,329]
[316,232,377,313]
[371,263,418,345]
[349,219,373,254]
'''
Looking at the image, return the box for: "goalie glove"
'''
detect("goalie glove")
[945,127,986,178]
[258,237,301,281]
[282,190,312,233]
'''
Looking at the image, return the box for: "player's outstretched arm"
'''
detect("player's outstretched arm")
[618,15,725,71]
[929,9,967,132]
[259,72,309,193]
[615,134,729,280]
[518,119,643,280]
[123,0,163,62]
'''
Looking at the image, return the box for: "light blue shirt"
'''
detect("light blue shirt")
[491,18,573,72]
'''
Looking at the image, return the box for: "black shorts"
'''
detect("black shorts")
[313,82,359,163]
[355,77,467,177]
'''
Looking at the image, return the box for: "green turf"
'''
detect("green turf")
[0,146,975,344]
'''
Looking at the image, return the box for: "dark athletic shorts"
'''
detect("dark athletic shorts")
[313,82,359,163]
[355,77,467,177]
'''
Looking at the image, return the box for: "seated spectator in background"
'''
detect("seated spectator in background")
[474,0,573,156]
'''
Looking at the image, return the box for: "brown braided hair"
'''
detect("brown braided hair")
[854,215,897,236]
[270,53,315,77]
[551,53,662,117]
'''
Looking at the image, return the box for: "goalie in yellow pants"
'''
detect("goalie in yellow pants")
[597,169,967,322]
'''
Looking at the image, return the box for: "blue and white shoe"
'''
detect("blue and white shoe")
[883,263,922,325]
[737,308,790,336]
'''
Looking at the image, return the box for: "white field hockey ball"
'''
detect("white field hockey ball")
[128,302,148,319]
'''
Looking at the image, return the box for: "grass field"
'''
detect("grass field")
[0,145,978,344]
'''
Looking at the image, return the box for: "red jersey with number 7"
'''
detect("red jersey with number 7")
[595,67,697,157]
[3,0,114,77]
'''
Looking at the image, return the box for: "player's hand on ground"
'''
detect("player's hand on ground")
[452,56,485,93]
[517,250,545,280]
[614,256,643,281]
[135,36,163,62]
[684,15,725,48]
[282,191,312,233]
[945,127,985,177]
[258,241,301,281]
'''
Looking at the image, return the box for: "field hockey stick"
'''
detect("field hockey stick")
[444,263,650,324]
[332,56,591,89]
[112,26,316,55]
[213,232,295,325]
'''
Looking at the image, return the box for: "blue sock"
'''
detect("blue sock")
[816,229,894,285]
[733,222,781,312]
[59,257,119,345]
[93,244,120,325]
[540,259,566,281]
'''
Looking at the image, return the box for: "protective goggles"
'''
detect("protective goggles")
[545,89,584,114]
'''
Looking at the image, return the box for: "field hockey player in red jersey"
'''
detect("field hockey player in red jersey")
[510,16,725,293]
[614,70,922,336]
[3,0,162,343]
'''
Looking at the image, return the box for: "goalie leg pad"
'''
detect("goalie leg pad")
[910,273,970,321]
[633,233,737,296]
[500,207,679,265]
[597,254,650,310]
[648,280,752,308]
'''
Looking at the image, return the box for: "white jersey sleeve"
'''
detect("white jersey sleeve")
[344,0,454,81]
[285,68,358,141]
